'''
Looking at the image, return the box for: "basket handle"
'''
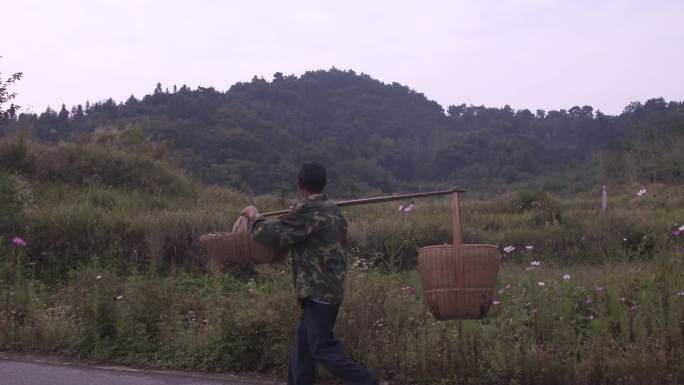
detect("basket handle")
[452,191,463,247]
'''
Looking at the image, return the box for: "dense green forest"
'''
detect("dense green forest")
[2,68,684,384]
[1,69,682,194]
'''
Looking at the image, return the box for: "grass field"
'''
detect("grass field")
[1,138,684,384]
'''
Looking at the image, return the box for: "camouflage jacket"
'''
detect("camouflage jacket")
[249,193,347,305]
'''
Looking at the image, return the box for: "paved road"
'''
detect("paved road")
[0,355,279,385]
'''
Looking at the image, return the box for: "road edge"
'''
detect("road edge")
[0,352,282,384]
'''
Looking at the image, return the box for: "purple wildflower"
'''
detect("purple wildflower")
[402,286,417,298]
[11,236,27,247]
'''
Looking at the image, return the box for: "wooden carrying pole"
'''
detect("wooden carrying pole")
[261,187,465,217]
[452,191,463,247]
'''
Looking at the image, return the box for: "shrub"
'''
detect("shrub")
[1,138,195,197]
[0,173,23,232]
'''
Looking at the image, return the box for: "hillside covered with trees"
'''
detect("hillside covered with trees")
[1,69,682,195]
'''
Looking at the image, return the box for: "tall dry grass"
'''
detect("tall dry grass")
[2,136,684,383]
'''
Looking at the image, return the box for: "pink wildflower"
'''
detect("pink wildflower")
[492,299,501,305]
[402,286,416,298]
[594,286,604,293]
[11,236,27,247]
[672,230,681,237]
[585,297,593,305]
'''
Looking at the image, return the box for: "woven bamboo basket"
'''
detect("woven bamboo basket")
[199,231,288,267]
[418,192,501,320]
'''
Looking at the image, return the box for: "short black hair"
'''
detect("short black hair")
[298,162,327,193]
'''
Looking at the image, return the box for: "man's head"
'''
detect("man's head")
[298,162,327,194]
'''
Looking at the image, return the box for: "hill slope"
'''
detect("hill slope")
[1,69,683,194]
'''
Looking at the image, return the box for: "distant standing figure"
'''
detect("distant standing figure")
[601,185,608,213]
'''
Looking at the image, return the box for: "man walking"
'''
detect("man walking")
[240,162,379,385]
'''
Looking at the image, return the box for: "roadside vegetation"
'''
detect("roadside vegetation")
[1,135,684,384]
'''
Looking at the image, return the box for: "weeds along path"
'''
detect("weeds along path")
[0,258,683,385]
[1,139,684,384]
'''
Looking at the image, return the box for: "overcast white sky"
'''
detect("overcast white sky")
[3,0,684,115]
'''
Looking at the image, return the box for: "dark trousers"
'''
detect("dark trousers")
[288,300,379,385]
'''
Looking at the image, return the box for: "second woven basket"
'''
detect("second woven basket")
[418,191,501,320]
[199,231,288,267]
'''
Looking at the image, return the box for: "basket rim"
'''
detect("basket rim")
[200,231,253,240]
[419,244,499,251]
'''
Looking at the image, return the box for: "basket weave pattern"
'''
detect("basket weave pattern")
[199,232,287,267]
[419,244,501,320]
